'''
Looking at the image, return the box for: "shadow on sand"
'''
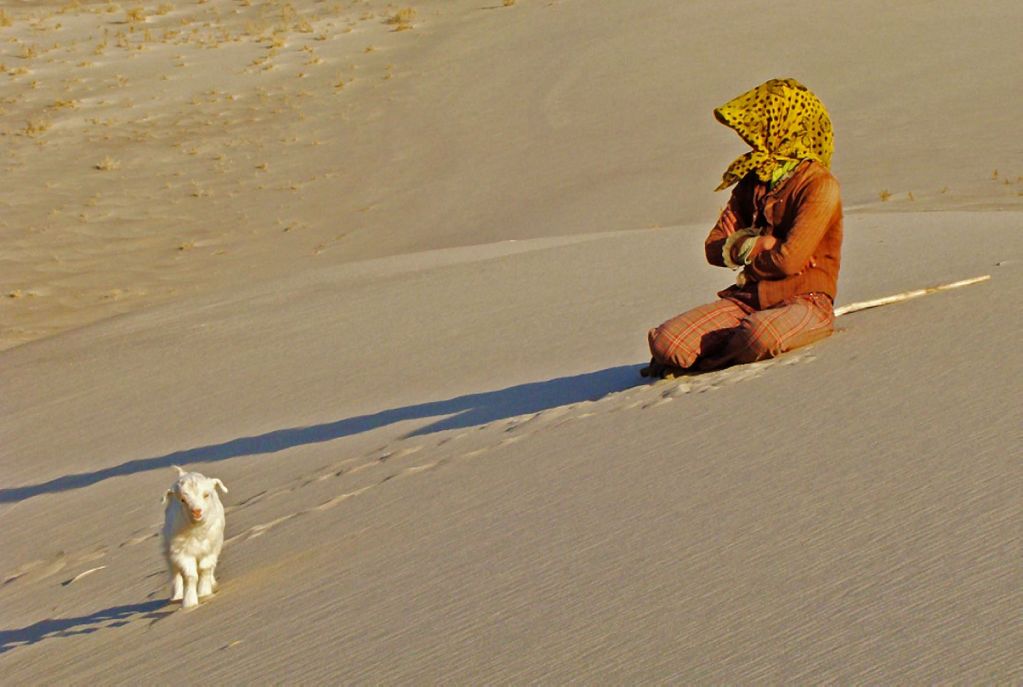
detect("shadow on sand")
[0,600,171,654]
[1,365,645,504]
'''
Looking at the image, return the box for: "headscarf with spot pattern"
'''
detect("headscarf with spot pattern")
[714,78,833,191]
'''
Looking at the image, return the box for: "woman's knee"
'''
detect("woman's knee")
[729,306,834,363]
[648,324,699,369]
[649,300,748,369]
[728,320,779,363]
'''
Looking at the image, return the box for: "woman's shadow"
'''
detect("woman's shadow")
[1,365,644,503]
[0,600,171,654]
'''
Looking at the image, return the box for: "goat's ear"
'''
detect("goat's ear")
[162,489,174,504]
[172,465,186,477]
[212,478,228,494]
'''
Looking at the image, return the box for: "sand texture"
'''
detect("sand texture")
[1,1,1020,683]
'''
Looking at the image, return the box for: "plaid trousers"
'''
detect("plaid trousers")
[648,293,835,370]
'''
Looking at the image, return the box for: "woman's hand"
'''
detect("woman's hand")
[737,235,778,286]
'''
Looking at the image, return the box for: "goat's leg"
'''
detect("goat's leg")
[170,570,184,601]
[178,557,199,609]
[197,555,217,598]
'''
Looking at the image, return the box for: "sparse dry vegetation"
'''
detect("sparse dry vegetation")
[95,156,121,171]
[387,8,416,31]
[24,119,52,137]
[125,7,145,24]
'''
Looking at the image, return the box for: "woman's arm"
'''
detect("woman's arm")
[744,175,840,280]
[705,179,754,267]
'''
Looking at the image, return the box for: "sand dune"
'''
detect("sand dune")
[1,1,1020,683]
[2,0,1020,349]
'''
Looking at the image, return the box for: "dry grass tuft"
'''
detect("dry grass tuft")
[387,7,416,30]
[189,183,211,198]
[879,189,891,202]
[0,10,13,27]
[95,156,120,171]
[25,119,52,137]
[503,0,516,5]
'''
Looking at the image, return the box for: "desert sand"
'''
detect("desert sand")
[1,1,1020,683]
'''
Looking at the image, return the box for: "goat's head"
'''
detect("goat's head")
[163,466,228,523]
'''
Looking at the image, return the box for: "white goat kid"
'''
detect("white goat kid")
[162,466,228,609]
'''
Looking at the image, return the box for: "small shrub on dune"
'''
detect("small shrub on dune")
[387,7,416,31]
[95,156,120,171]
[24,119,51,136]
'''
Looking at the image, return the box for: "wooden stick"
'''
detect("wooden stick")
[834,274,990,317]
[62,565,107,587]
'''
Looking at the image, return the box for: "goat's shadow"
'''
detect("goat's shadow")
[0,599,172,654]
[1,365,645,503]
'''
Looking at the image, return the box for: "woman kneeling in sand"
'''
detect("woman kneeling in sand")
[643,78,842,378]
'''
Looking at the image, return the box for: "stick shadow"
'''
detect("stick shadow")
[1,365,644,503]
[0,600,171,654]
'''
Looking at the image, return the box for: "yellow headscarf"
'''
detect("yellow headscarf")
[714,78,833,191]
